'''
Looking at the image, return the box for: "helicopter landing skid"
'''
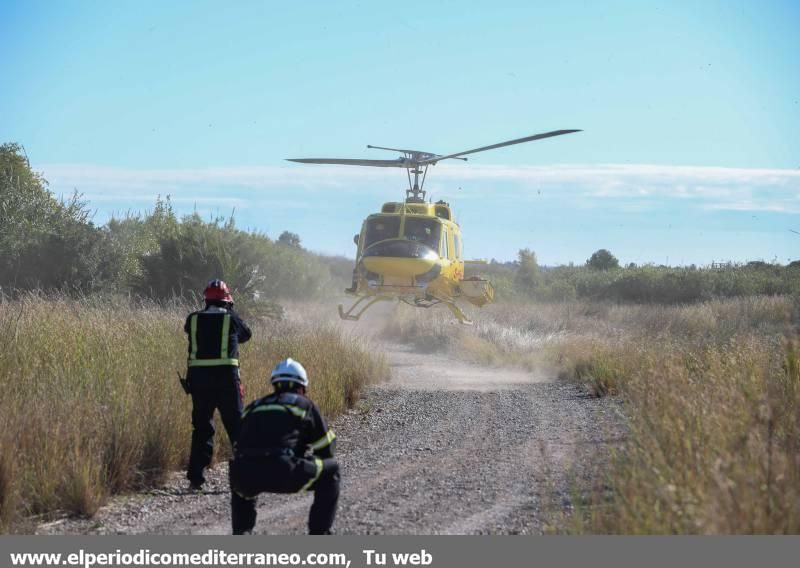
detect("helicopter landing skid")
[445,302,473,325]
[399,297,473,325]
[400,297,441,309]
[338,296,391,321]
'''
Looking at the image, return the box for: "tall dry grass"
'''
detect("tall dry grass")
[552,299,800,533]
[381,295,800,533]
[0,294,388,532]
[578,336,800,533]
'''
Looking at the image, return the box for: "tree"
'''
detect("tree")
[513,248,540,297]
[135,213,332,304]
[278,231,301,248]
[586,249,619,271]
[0,143,106,290]
[134,213,261,301]
[1,144,59,265]
[102,196,179,289]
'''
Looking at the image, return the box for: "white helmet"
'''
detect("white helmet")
[270,358,309,387]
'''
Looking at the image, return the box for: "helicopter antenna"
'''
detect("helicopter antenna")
[287,129,581,202]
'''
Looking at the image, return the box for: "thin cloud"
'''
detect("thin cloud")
[704,201,800,213]
[40,164,398,192]
[38,162,800,214]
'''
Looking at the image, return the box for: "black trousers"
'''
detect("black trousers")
[229,455,340,535]
[186,367,243,485]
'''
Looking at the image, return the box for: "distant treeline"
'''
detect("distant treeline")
[470,249,800,304]
[0,143,350,313]
[4,142,797,308]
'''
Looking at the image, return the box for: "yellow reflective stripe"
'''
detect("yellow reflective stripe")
[310,430,336,451]
[248,404,306,418]
[189,314,198,360]
[286,406,307,418]
[220,313,231,359]
[300,458,323,492]
[188,358,239,367]
[232,487,257,500]
[251,404,289,414]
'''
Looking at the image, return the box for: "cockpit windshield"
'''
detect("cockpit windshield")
[364,216,401,248]
[402,218,441,250]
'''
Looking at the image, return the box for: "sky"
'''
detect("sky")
[1,0,799,265]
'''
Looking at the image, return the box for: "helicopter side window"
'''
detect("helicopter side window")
[453,233,462,260]
[402,218,441,250]
[364,216,401,248]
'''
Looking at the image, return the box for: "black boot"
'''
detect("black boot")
[308,464,340,535]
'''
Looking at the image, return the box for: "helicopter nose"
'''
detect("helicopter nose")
[361,240,440,278]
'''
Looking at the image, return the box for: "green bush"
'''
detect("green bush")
[0,143,350,304]
[0,144,107,290]
[479,260,799,306]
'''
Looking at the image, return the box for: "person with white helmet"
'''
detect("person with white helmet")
[229,358,340,535]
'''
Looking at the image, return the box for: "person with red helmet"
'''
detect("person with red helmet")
[184,279,252,490]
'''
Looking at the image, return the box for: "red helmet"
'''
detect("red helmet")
[203,279,233,303]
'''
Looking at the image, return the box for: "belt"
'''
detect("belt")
[235,447,295,459]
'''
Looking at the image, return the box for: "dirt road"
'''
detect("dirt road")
[39,344,620,535]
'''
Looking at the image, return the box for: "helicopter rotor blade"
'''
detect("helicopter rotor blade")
[417,129,582,165]
[286,158,410,168]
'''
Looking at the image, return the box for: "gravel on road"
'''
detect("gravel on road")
[38,344,622,535]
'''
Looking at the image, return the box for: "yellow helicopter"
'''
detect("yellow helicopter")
[288,129,581,324]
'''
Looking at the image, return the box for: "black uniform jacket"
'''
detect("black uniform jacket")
[235,392,336,460]
[184,305,252,368]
